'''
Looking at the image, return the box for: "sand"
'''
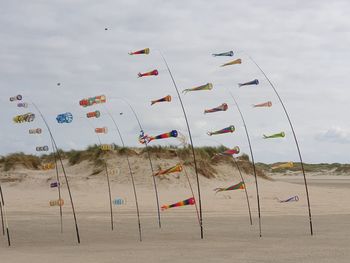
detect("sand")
[1,160,350,262]
[1,212,350,262]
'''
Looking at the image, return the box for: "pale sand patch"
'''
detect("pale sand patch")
[1,160,350,262]
[1,213,350,263]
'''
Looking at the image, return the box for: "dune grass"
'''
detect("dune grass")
[6,145,340,179]
[0,152,41,171]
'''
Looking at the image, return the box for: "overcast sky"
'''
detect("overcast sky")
[0,0,349,163]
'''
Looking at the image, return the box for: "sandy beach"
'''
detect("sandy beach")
[1,163,350,262]
[1,0,349,261]
[2,213,350,263]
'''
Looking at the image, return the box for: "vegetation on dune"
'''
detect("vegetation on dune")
[334,164,350,173]
[140,145,178,159]
[140,145,230,160]
[0,145,270,179]
[235,155,270,180]
[0,144,138,171]
[62,144,137,167]
[0,152,41,171]
[2,145,349,178]
[139,145,267,179]
[257,162,350,174]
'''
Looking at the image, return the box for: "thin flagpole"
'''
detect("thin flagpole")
[229,93,262,237]
[85,119,114,231]
[50,138,63,233]
[103,162,114,231]
[196,136,253,226]
[232,156,253,225]
[32,103,80,243]
[248,56,313,236]
[0,196,4,235]
[181,165,200,226]
[110,98,161,229]
[159,52,204,239]
[0,184,10,246]
[104,107,142,241]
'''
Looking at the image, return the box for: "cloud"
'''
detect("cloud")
[315,127,350,144]
[0,0,350,163]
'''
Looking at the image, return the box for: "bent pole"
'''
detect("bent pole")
[85,119,114,231]
[0,184,10,246]
[228,93,262,237]
[50,138,63,233]
[232,156,253,225]
[109,98,161,229]
[248,56,313,236]
[104,107,142,241]
[159,52,204,239]
[0,194,4,236]
[32,103,80,243]
[197,136,253,226]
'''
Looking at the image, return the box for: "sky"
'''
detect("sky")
[0,0,349,163]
